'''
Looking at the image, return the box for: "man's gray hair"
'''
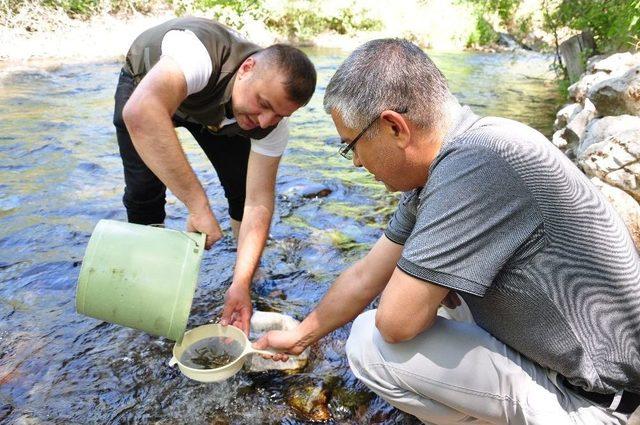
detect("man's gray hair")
[323,39,453,136]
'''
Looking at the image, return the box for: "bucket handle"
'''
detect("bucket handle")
[149,224,203,248]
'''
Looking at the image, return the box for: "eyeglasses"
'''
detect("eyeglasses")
[338,108,408,160]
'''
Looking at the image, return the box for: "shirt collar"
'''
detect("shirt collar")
[402,104,480,201]
[440,104,481,148]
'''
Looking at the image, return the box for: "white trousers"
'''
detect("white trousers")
[346,307,631,425]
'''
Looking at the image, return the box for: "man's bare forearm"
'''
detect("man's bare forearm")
[121,56,210,214]
[123,98,209,213]
[290,236,402,349]
[294,260,383,346]
[232,198,273,288]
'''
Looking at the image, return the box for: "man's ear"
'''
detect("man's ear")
[380,110,411,149]
[237,57,256,80]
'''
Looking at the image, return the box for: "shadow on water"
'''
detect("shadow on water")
[0,48,562,423]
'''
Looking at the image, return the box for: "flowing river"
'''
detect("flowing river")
[0,48,562,424]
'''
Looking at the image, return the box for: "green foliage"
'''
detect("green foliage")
[175,0,381,40]
[516,14,532,37]
[265,3,381,41]
[42,0,99,17]
[177,0,263,25]
[546,0,640,52]
[2,0,167,19]
[198,0,260,15]
[467,15,498,47]
[465,0,522,28]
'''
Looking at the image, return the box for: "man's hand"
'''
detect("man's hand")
[186,207,223,249]
[221,285,252,335]
[252,328,308,362]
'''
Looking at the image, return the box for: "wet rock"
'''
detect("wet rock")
[0,404,12,422]
[578,129,640,201]
[564,99,596,147]
[285,183,332,199]
[308,188,332,198]
[588,66,640,117]
[267,289,287,300]
[325,377,375,422]
[209,417,230,425]
[554,103,582,131]
[252,299,283,313]
[577,115,640,157]
[497,33,524,50]
[589,177,640,249]
[285,377,332,422]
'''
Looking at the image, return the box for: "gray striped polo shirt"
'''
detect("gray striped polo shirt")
[385,105,640,394]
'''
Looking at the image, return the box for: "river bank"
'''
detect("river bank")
[0,12,180,71]
[0,12,394,74]
[549,51,640,249]
[0,0,542,73]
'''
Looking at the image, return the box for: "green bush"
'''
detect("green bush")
[180,0,381,42]
[546,0,640,53]
[42,0,101,17]
[464,0,521,29]
[467,15,498,47]
[264,3,380,41]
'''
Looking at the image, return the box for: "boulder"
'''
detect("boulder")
[554,103,582,131]
[285,377,332,422]
[564,98,596,147]
[587,52,640,74]
[551,129,568,150]
[585,54,609,73]
[589,177,640,249]
[497,33,524,50]
[568,72,612,102]
[588,66,640,117]
[284,183,332,199]
[577,115,640,157]
[578,129,640,201]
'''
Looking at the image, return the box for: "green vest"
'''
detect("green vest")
[125,17,275,139]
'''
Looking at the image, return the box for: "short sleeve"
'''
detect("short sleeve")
[384,190,419,245]
[161,30,212,95]
[397,145,543,296]
[250,118,289,157]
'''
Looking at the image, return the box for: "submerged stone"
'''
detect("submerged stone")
[285,377,332,422]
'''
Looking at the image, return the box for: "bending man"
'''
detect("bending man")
[113,17,316,334]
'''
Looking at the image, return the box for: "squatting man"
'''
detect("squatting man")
[255,38,640,424]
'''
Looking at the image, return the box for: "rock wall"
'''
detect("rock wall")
[552,52,640,248]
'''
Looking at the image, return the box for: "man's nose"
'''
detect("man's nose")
[258,111,279,128]
[352,151,363,168]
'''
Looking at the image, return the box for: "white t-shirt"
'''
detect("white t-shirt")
[160,29,289,157]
